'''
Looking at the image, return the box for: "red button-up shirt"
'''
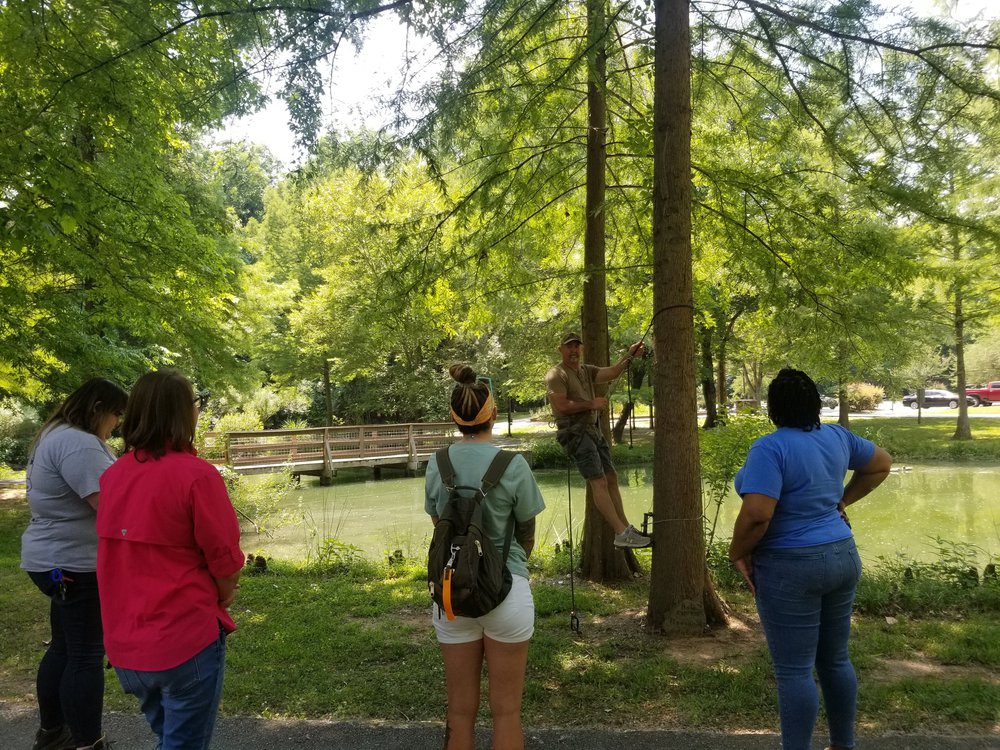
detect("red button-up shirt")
[97,449,244,671]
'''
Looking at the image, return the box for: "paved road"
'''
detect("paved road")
[3,703,997,749]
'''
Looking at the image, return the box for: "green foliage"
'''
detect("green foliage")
[0,0,259,396]
[213,412,265,435]
[220,468,298,536]
[965,336,1000,384]
[705,539,746,591]
[851,417,1000,461]
[0,401,39,468]
[202,142,281,225]
[308,538,371,575]
[699,414,773,546]
[855,538,1000,616]
[845,382,886,412]
[525,438,572,470]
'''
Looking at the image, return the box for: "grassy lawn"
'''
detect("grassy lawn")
[849,417,1000,461]
[2,496,998,735]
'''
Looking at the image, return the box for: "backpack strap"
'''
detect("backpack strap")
[435,446,456,490]
[480,450,516,494]
[480,450,518,565]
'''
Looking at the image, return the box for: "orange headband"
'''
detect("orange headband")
[450,392,495,427]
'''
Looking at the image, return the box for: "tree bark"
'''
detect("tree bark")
[953,235,972,440]
[716,306,743,412]
[838,378,850,429]
[579,0,639,580]
[647,0,720,634]
[699,323,718,428]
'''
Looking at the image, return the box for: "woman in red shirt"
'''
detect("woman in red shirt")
[97,370,243,750]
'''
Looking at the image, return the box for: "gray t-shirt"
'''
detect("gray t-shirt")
[21,424,116,572]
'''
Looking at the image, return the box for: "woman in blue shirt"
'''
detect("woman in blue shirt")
[730,369,892,750]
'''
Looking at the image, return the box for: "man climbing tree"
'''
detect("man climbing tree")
[545,332,650,548]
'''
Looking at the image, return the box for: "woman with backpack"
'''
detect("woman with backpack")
[425,364,545,750]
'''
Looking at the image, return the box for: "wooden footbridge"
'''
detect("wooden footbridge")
[206,422,460,483]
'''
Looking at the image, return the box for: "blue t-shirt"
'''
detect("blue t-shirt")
[425,443,545,579]
[734,424,875,550]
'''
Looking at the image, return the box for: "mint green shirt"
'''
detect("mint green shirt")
[425,443,545,580]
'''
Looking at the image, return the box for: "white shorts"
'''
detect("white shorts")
[432,574,534,645]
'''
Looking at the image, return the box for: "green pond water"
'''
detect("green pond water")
[246,462,1000,566]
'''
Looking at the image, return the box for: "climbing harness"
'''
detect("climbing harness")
[566,462,580,633]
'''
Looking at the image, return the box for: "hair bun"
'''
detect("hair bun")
[449,363,477,385]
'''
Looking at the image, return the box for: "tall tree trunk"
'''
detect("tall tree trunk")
[837,377,850,428]
[715,349,728,413]
[699,323,718,428]
[953,237,972,440]
[647,0,723,633]
[579,0,639,580]
[716,307,743,412]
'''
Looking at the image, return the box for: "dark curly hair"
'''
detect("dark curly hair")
[767,368,822,430]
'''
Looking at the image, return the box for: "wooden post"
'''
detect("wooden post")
[320,427,333,486]
[406,424,418,476]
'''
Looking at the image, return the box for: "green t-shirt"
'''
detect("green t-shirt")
[545,362,601,428]
[424,442,545,580]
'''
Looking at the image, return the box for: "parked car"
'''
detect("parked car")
[902,389,974,409]
[965,381,1000,407]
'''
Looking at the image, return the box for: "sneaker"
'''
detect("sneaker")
[32,725,74,750]
[614,524,651,549]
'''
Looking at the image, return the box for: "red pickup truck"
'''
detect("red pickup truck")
[966,381,1000,406]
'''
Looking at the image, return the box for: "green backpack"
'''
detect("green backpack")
[427,446,516,620]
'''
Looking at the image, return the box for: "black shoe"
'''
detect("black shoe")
[31,725,73,750]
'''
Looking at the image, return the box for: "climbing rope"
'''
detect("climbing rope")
[566,461,580,633]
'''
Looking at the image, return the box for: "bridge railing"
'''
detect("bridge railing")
[205,422,458,474]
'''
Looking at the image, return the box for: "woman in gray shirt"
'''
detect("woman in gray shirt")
[22,378,127,750]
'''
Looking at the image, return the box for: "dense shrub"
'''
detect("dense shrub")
[219,467,299,537]
[213,411,265,434]
[525,437,569,469]
[845,382,885,412]
[0,401,39,468]
[700,413,773,546]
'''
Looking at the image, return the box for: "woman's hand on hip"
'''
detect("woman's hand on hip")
[732,555,756,596]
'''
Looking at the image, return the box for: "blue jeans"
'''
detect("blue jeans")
[27,570,105,745]
[754,537,862,750]
[115,632,226,750]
